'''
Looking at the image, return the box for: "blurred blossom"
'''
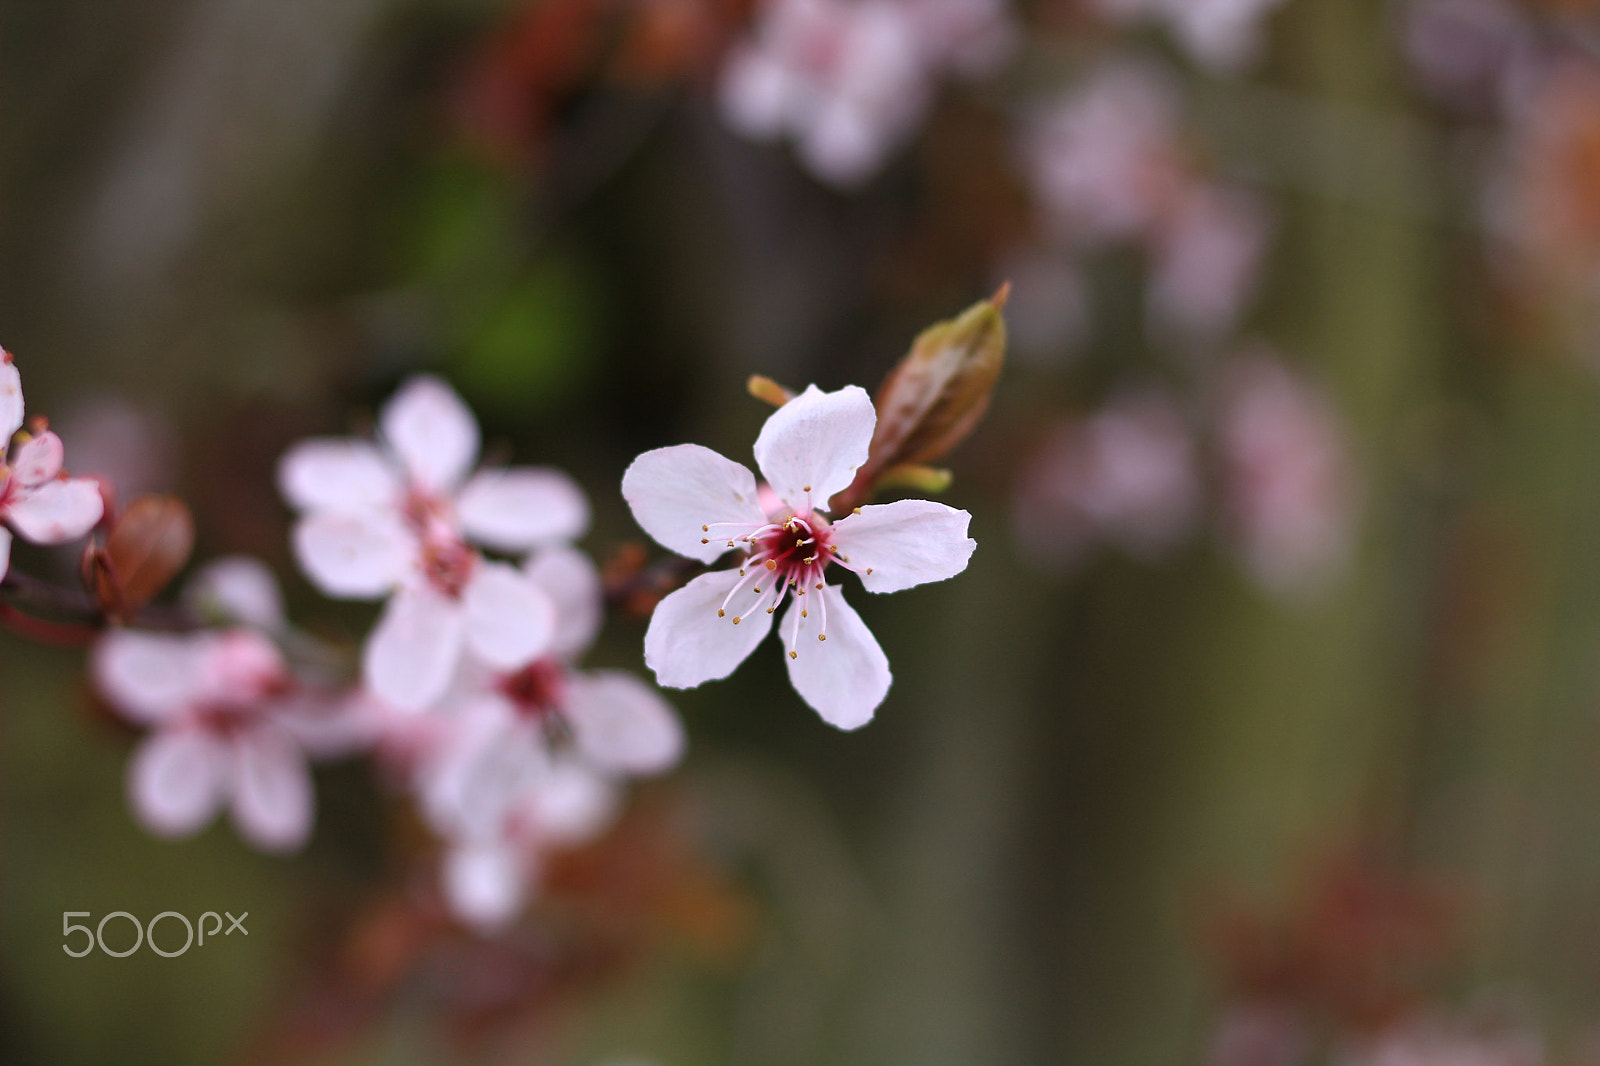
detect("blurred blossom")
[1146,185,1272,349]
[277,376,588,712]
[439,755,621,932]
[1206,1002,1311,1066]
[92,628,322,852]
[1334,1016,1545,1066]
[0,356,105,581]
[1011,388,1201,571]
[183,554,287,632]
[1401,0,1533,113]
[994,248,1092,365]
[623,384,976,729]
[1090,0,1289,73]
[50,394,178,503]
[1217,354,1358,598]
[717,0,1015,186]
[1016,61,1186,248]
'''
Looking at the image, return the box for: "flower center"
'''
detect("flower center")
[701,508,852,659]
[499,658,566,720]
[403,488,476,598]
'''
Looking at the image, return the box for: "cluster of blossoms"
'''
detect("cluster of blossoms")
[58,368,979,930]
[717,0,1017,186]
[85,377,688,929]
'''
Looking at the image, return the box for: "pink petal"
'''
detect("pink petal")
[782,585,890,730]
[752,384,875,515]
[277,438,400,514]
[127,729,227,837]
[184,555,285,630]
[0,360,22,440]
[461,561,556,669]
[363,585,465,713]
[93,630,209,724]
[5,477,103,543]
[229,727,314,852]
[379,376,480,493]
[831,499,976,593]
[419,695,541,840]
[443,842,530,932]
[525,546,603,660]
[456,466,589,550]
[0,526,11,582]
[643,568,774,688]
[290,510,413,599]
[621,444,766,564]
[10,430,63,488]
[561,671,685,775]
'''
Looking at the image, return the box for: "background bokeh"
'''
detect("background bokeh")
[3,0,1600,1063]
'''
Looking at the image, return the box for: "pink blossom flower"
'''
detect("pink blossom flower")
[622,384,976,729]
[1012,389,1201,570]
[278,376,587,712]
[1016,62,1187,248]
[440,753,619,932]
[718,0,1014,187]
[1218,354,1357,598]
[0,355,105,580]
[1091,0,1289,73]
[1146,185,1271,347]
[92,627,319,852]
[418,546,684,846]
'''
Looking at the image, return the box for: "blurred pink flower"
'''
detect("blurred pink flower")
[1336,1016,1544,1066]
[1401,0,1532,114]
[0,355,104,580]
[718,0,1014,186]
[1218,354,1358,598]
[418,545,683,847]
[1091,0,1289,73]
[93,628,319,852]
[1017,62,1186,248]
[278,376,587,712]
[1011,388,1201,570]
[1146,185,1272,348]
[623,384,975,729]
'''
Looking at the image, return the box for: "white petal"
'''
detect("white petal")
[229,727,314,852]
[127,729,227,837]
[420,696,538,839]
[831,499,976,593]
[276,438,400,514]
[6,477,103,543]
[752,384,875,514]
[11,430,63,488]
[525,545,603,660]
[644,568,774,688]
[561,671,685,775]
[526,755,620,844]
[290,510,413,599]
[0,360,22,440]
[0,526,11,582]
[443,842,530,932]
[93,630,209,724]
[457,466,590,551]
[379,375,480,493]
[462,561,556,668]
[184,555,285,630]
[622,444,766,564]
[782,585,890,730]
[363,585,465,713]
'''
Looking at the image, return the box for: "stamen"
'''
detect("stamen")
[732,616,742,624]
[717,609,725,617]
[718,565,764,615]
[765,559,777,571]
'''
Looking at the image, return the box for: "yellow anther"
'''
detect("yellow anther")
[701,538,709,544]
[702,524,709,532]
[852,507,861,514]
[803,484,812,492]
[766,607,775,614]
[753,586,762,593]
[801,609,808,618]
[814,582,822,590]
[818,634,826,641]
[732,616,742,624]
[765,559,777,571]
[789,650,798,659]
[866,568,874,575]
[717,609,725,617]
